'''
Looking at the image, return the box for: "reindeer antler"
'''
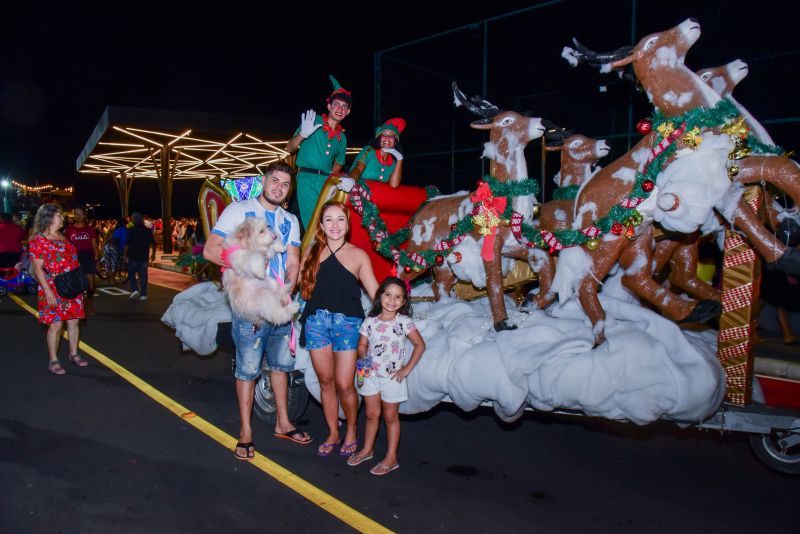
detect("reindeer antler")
[452,82,500,120]
[540,119,575,148]
[563,38,634,69]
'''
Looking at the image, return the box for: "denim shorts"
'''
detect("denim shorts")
[304,309,362,352]
[231,313,294,380]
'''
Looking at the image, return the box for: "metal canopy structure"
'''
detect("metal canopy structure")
[76,106,292,253]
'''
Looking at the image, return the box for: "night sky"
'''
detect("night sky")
[2,4,797,218]
[0,6,534,217]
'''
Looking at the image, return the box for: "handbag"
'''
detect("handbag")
[54,267,90,299]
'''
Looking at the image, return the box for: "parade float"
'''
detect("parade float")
[164,18,800,474]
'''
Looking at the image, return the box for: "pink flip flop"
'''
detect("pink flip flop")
[347,453,373,467]
[370,463,400,476]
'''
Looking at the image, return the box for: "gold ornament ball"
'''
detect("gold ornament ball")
[585,238,600,251]
[532,205,541,218]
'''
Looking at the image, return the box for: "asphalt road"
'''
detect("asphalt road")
[1,278,798,533]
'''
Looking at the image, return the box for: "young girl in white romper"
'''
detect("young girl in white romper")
[347,276,426,475]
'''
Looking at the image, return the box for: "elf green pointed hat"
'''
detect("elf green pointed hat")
[375,117,406,139]
[327,75,352,105]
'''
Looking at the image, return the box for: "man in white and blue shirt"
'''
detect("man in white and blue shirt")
[204,162,312,459]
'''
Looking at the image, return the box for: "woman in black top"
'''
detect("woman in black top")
[299,200,379,457]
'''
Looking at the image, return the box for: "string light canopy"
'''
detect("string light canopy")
[76,106,359,253]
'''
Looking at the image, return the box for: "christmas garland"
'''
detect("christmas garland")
[351,99,787,269]
[552,185,581,201]
[350,176,538,271]
[651,97,783,155]
[510,98,753,252]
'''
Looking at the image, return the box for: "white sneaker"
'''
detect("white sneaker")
[129,291,140,300]
[139,295,148,301]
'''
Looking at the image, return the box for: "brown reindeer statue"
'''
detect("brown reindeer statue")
[696,60,775,145]
[523,133,610,311]
[652,59,773,301]
[555,18,800,344]
[400,84,546,331]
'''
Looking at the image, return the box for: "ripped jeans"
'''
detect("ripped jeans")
[231,313,294,380]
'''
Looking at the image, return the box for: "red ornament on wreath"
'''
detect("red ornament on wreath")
[435,254,445,265]
[611,222,626,235]
[403,265,412,274]
[450,223,457,232]
[636,119,652,135]
[642,179,655,193]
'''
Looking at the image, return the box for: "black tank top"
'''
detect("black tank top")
[299,245,364,325]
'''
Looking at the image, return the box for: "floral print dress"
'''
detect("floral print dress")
[28,233,85,324]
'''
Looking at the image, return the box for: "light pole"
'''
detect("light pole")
[0,179,10,213]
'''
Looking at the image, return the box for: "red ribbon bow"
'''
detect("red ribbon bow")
[470,182,507,262]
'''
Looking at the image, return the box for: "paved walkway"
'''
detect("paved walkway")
[147,268,198,292]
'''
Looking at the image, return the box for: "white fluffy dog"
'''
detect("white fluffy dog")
[222,217,299,325]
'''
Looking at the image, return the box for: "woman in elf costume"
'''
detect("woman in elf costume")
[349,118,405,188]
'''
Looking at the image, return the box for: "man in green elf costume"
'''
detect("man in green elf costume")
[286,75,352,229]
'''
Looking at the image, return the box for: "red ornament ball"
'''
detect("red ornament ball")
[611,222,626,235]
[450,224,457,232]
[635,119,652,135]
[403,265,412,274]
[435,254,445,265]
[642,180,655,193]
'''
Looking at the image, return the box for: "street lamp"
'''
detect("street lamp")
[0,179,10,213]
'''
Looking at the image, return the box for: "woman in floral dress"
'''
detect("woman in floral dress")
[28,203,87,375]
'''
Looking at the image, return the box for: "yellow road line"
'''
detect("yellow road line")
[10,294,392,534]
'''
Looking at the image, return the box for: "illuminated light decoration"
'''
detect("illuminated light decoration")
[79,125,359,182]
[10,181,65,192]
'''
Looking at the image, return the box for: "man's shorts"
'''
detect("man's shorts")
[231,313,294,380]
[304,309,362,352]
[358,374,408,403]
[77,251,97,275]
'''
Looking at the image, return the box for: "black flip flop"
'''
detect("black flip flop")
[234,441,255,461]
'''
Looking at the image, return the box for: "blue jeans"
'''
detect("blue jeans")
[231,313,294,380]
[128,260,149,295]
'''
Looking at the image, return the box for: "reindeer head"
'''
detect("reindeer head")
[697,59,748,97]
[452,83,545,181]
[564,19,718,113]
[606,19,701,72]
[546,134,610,187]
[452,82,545,143]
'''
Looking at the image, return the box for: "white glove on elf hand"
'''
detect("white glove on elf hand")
[299,110,322,138]
[382,148,403,161]
[337,177,356,193]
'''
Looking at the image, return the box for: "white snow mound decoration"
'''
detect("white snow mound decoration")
[162,282,232,356]
[296,282,725,425]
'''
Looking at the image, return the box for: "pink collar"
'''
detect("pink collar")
[220,244,241,272]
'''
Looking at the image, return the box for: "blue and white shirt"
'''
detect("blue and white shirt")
[211,197,301,281]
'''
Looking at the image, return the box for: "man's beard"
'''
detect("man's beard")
[262,191,285,207]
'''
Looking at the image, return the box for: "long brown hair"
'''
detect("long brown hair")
[299,200,350,300]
